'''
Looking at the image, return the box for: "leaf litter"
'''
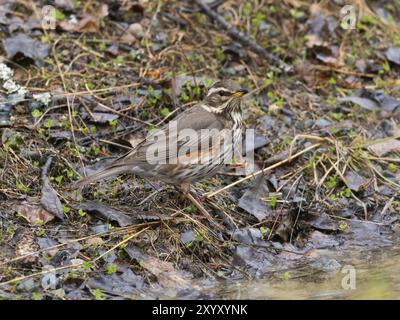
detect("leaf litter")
[0,0,400,299]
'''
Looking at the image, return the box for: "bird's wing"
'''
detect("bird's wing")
[114,104,225,165]
[75,104,225,186]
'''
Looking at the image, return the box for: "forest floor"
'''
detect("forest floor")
[0,0,400,299]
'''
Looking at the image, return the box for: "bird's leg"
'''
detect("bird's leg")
[178,183,224,231]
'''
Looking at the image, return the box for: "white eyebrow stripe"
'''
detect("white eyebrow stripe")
[207,87,231,96]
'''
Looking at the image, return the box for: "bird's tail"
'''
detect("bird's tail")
[74,165,128,188]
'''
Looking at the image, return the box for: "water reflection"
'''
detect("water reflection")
[220,248,400,299]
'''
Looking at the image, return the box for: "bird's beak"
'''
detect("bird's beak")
[233,89,248,97]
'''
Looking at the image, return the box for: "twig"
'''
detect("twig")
[194,0,291,71]
[381,196,395,216]
[185,192,224,232]
[206,143,321,198]
[41,156,53,179]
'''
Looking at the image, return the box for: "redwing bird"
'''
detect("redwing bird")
[76,80,247,222]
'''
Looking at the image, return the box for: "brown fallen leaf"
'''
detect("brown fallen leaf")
[125,244,201,292]
[120,23,143,44]
[14,229,40,263]
[59,15,100,33]
[59,4,108,33]
[15,203,55,224]
[367,138,400,157]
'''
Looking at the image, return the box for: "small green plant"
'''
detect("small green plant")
[62,205,71,215]
[32,292,41,300]
[251,12,266,30]
[36,227,46,237]
[77,209,86,217]
[16,180,30,193]
[54,9,65,21]
[82,261,93,271]
[263,71,274,87]
[92,289,106,300]
[289,9,305,19]
[259,226,270,240]
[54,175,63,185]
[388,163,398,173]
[242,1,252,16]
[31,109,43,118]
[113,56,124,67]
[109,119,118,127]
[265,196,277,209]
[195,229,206,243]
[281,272,290,280]
[339,222,348,231]
[325,176,337,188]
[160,107,170,118]
[105,264,117,275]
[215,48,225,62]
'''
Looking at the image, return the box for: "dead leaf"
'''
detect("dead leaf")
[355,59,383,74]
[59,5,108,33]
[2,34,50,67]
[59,15,100,33]
[41,157,64,220]
[238,176,274,221]
[344,171,368,192]
[125,244,200,292]
[41,178,64,220]
[385,47,400,65]
[16,203,55,224]
[90,112,119,123]
[121,23,143,44]
[339,96,379,111]
[368,139,400,157]
[76,201,159,227]
[339,89,400,112]
[13,228,39,263]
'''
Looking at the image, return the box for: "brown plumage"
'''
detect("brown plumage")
[76,80,247,194]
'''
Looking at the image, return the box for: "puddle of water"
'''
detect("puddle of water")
[219,248,400,299]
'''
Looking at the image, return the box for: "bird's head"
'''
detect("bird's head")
[203,80,248,114]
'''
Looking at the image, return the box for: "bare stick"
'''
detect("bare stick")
[185,192,224,231]
[194,0,291,71]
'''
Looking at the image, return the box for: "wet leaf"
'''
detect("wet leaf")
[344,171,368,192]
[76,201,158,227]
[339,89,400,112]
[307,213,339,232]
[307,231,340,249]
[87,268,144,296]
[355,59,383,74]
[232,228,264,245]
[2,34,50,67]
[238,176,274,221]
[385,47,400,65]
[339,96,379,111]
[77,201,134,227]
[41,178,64,220]
[84,112,119,124]
[180,230,196,244]
[125,243,200,293]
[233,245,276,277]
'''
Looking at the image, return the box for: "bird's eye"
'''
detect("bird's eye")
[218,91,231,96]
